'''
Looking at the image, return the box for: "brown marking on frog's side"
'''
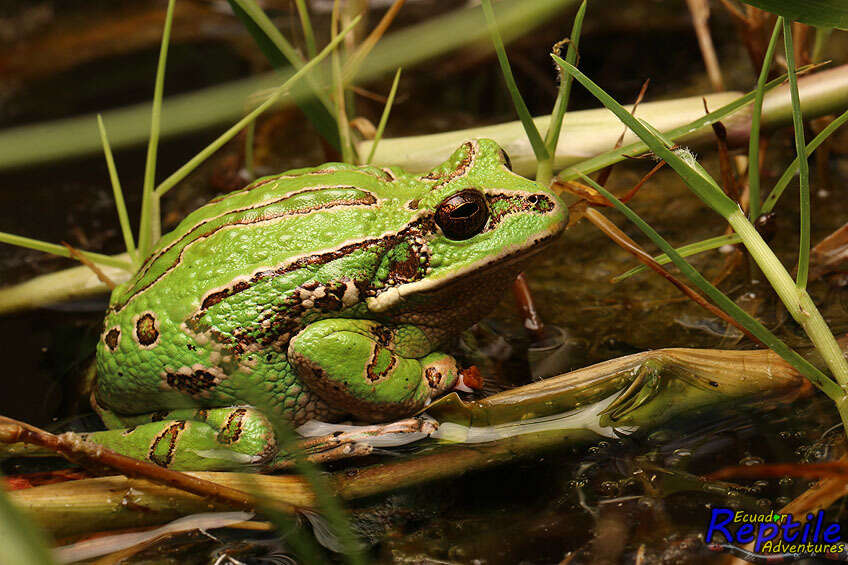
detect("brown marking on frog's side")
[218,407,247,444]
[195,408,209,421]
[133,312,160,348]
[148,420,187,467]
[189,218,437,354]
[151,410,170,422]
[424,366,442,388]
[365,344,398,383]
[163,365,223,397]
[103,327,121,351]
[121,426,137,436]
[113,188,378,314]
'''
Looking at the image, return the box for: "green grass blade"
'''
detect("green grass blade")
[554,56,738,217]
[481,0,550,162]
[0,232,133,271]
[97,115,137,265]
[294,0,318,58]
[578,172,841,400]
[138,0,175,257]
[538,0,586,183]
[556,68,792,182]
[331,1,354,164]
[0,482,57,565]
[748,17,782,220]
[812,26,833,62]
[137,0,175,258]
[782,20,811,289]
[154,15,361,198]
[613,234,742,282]
[227,0,340,149]
[366,68,402,165]
[762,107,848,214]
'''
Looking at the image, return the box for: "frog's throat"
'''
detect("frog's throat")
[366,230,560,313]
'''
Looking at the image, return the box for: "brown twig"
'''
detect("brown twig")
[584,207,762,345]
[686,0,724,91]
[511,273,546,342]
[0,416,280,513]
[595,79,651,187]
[62,242,116,290]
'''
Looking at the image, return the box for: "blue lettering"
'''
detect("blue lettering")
[754,523,778,552]
[705,509,734,543]
[813,510,824,542]
[782,515,801,542]
[737,524,754,543]
[824,524,841,543]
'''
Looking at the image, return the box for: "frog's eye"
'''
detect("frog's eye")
[435,189,489,240]
[498,148,513,171]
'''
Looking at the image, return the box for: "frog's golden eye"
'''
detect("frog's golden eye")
[435,189,489,240]
[498,148,513,171]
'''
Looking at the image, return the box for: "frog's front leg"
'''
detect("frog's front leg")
[85,406,276,470]
[288,319,461,422]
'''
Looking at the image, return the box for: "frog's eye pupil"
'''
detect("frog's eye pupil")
[435,189,489,240]
[528,194,539,203]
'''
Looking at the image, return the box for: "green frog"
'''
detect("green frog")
[88,139,567,470]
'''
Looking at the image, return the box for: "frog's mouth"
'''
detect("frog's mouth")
[366,229,561,313]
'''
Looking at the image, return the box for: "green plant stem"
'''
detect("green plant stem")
[294,0,318,58]
[96,115,137,265]
[727,210,848,392]
[538,0,586,185]
[614,234,742,282]
[748,17,782,220]
[481,0,549,162]
[0,233,132,271]
[366,68,402,165]
[154,16,360,198]
[782,20,811,290]
[138,0,175,258]
[579,174,841,400]
[762,107,848,213]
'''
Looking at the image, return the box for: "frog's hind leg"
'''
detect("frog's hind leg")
[288,318,461,422]
[85,406,277,470]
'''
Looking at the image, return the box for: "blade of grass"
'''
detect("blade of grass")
[537,0,586,184]
[481,0,550,162]
[0,480,56,565]
[748,17,783,220]
[227,0,339,149]
[137,0,175,258]
[613,234,742,282]
[97,115,137,266]
[331,0,354,164]
[294,0,318,58]
[618,105,848,282]
[343,0,407,83]
[0,232,133,271]
[555,65,817,182]
[577,172,841,400]
[556,54,848,394]
[782,19,811,289]
[762,107,848,213]
[154,15,361,198]
[366,68,402,165]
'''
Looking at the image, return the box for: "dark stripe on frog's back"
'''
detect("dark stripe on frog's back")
[110,184,380,313]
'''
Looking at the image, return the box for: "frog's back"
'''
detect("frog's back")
[96,163,422,416]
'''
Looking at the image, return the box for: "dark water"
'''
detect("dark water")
[1,1,848,563]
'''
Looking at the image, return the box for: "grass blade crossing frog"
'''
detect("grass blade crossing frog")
[88,139,567,470]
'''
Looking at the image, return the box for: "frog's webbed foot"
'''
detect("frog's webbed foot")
[288,319,462,422]
[267,416,438,470]
[85,406,277,470]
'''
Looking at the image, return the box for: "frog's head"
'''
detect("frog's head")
[368,139,567,313]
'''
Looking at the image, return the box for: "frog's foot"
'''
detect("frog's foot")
[288,319,462,422]
[85,406,276,471]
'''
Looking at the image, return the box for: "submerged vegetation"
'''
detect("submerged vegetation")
[1,0,848,562]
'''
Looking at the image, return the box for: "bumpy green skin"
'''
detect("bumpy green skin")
[89,139,567,470]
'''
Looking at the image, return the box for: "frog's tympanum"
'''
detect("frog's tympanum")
[90,139,567,469]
